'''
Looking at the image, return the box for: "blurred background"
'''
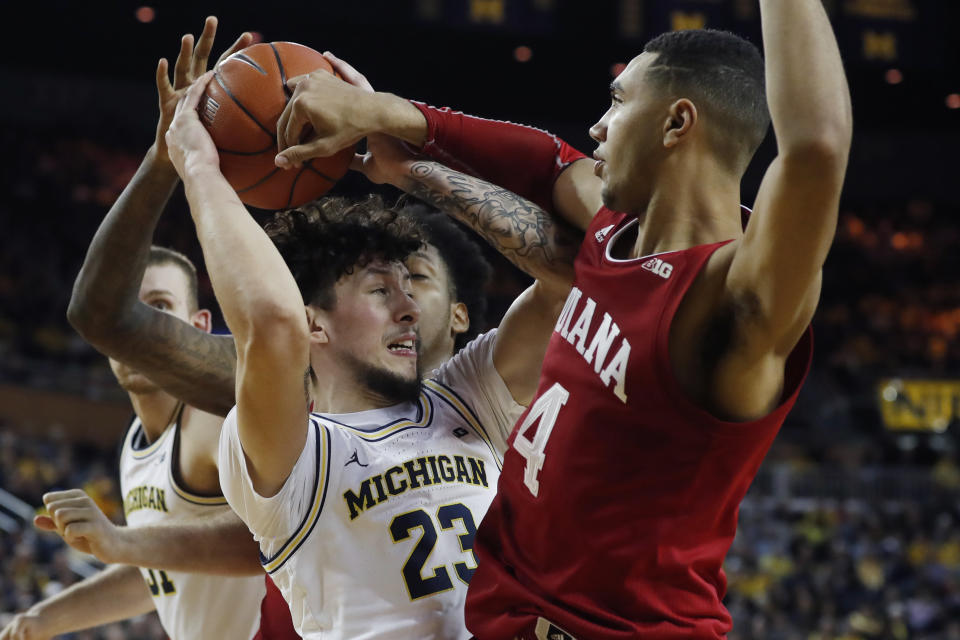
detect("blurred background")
[1,1,958,638]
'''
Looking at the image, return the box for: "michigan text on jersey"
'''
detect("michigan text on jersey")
[344,455,488,520]
[124,485,168,515]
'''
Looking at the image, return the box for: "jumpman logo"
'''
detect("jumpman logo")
[345,450,368,468]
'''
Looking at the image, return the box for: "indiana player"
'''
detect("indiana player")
[277,1,852,637]
[155,67,578,638]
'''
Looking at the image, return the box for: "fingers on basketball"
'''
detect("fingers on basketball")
[202,42,353,209]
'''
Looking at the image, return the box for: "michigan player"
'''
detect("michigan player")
[0,18,293,640]
[163,71,578,638]
[0,248,267,640]
[280,1,853,637]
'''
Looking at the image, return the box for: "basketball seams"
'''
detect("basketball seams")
[213,71,277,140]
[235,167,283,194]
[203,42,349,209]
[269,43,291,99]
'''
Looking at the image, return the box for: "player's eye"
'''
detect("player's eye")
[410,273,429,281]
[150,300,171,310]
[371,288,388,296]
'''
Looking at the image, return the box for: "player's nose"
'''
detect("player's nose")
[589,118,607,143]
[395,290,420,325]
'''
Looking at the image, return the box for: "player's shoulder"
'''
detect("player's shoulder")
[430,329,498,391]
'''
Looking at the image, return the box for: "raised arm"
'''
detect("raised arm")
[66,18,252,417]
[37,489,262,576]
[274,52,600,229]
[166,73,311,498]
[358,135,579,404]
[726,0,852,355]
[0,565,153,640]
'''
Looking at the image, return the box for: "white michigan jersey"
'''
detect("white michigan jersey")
[219,330,523,639]
[119,409,266,640]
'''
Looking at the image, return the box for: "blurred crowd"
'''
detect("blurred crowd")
[726,498,960,640]
[0,426,164,638]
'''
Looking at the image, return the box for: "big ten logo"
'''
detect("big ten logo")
[641,257,673,279]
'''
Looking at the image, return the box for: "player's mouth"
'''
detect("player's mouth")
[593,152,605,177]
[386,333,418,358]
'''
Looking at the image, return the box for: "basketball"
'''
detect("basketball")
[198,42,353,210]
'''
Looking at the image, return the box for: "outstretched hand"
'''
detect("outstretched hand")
[154,17,253,165]
[35,489,127,564]
[275,52,377,168]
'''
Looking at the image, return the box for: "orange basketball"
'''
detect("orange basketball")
[198,42,353,210]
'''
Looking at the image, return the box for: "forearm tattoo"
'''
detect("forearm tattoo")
[404,161,579,278]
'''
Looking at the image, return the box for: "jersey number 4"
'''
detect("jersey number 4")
[389,503,477,600]
[513,382,569,497]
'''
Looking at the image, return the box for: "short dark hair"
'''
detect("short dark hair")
[399,204,492,351]
[265,195,424,309]
[147,246,199,312]
[643,29,769,170]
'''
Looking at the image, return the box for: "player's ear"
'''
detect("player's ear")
[305,305,329,345]
[191,309,213,333]
[450,302,469,337]
[663,98,697,148]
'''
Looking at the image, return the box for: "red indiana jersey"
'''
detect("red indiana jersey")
[465,207,812,640]
[254,575,300,640]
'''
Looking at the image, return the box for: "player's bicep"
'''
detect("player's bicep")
[493,282,569,405]
[727,149,846,347]
[218,407,319,544]
[234,334,310,498]
[552,158,603,231]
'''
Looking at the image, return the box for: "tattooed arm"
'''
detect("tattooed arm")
[359,135,581,404]
[67,19,250,417]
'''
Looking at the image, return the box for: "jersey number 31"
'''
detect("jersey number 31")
[512,383,569,497]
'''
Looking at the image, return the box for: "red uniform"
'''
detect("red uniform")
[254,575,300,640]
[466,207,812,640]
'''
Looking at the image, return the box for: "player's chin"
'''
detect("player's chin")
[113,369,160,394]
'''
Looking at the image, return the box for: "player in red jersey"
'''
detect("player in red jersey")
[270,0,852,637]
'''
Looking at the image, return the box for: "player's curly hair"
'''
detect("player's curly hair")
[265,195,424,310]
[399,203,492,351]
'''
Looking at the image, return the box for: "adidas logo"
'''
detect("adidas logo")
[594,224,615,244]
[641,257,673,279]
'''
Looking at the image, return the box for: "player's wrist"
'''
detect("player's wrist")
[144,144,179,178]
[97,524,133,565]
[371,93,428,147]
[26,603,60,636]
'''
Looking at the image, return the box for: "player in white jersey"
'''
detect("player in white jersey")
[0,20,272,640]
[164,70,579,638]
[1,248,266,640]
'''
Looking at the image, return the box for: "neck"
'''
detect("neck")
[420,344,454,375]
[128,390,181,442]
[309,359,409,414]
[631,160,743,259]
